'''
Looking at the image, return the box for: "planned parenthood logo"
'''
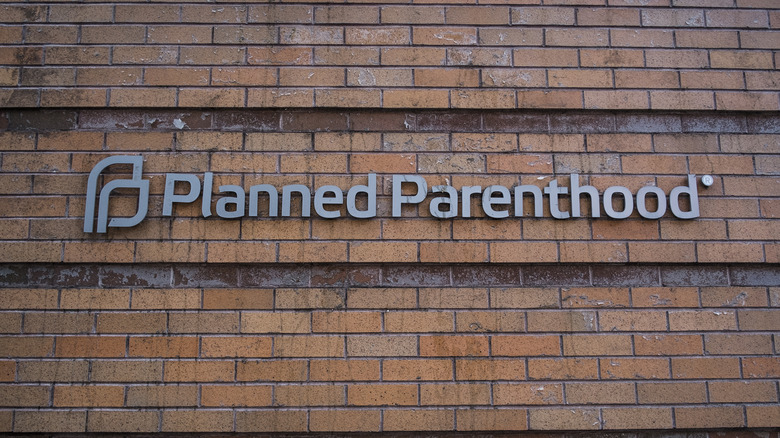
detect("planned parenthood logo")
[85,155,709,234]
[83,155,150,233]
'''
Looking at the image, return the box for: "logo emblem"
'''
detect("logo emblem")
[84,155,149,233]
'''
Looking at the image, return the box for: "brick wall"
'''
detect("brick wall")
[1,0,779,435]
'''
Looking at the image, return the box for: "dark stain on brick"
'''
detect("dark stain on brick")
[282,111,348,132]
[416,112,482,132]
[239,265,309,287]
[730,266,780,286]
[7,110,77,131]
[79,110,145,130]
[524,265,590,286]
[483,112,549,133]
[661,265,728,286]
[173,265,237,287]
[100,265,172,287]
[747,114,780,134]
[350,111,414,132]
[681,114,748,133]
[0,265,28,287]
[615,114,681,133]
[213,110,280,132]
[453,265,521,286]
[383,265,450,286]
[592,265,659,286]
[550,113,616,133]
[147,111,213,130]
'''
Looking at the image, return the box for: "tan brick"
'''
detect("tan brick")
[743,357,780,378]
[201,336,271,358]
[133,289,200,310]
[675,406,745,429]
[88,360,160,382]
[0,385,50,407]
[276,384,344,406]
[247,88,313,107]
[599,310,668,331]
[276,288,344,310]
[562,334,631,356]
[236,410,307,432]
[126,385,197,407]
[165,360,234,382]
[347,288,417,309]
[349,241,417,263]
[529,408,600,430]
[348,383,416,406]
[747,405,780,428]
[492,335,559,357]
[710,380,777,403]
[57,336,125,358]
[87,411,159,433]
[275,335,343,358]
[14,411,85,433]
[0,336,54,357]
[457,408,527,431]
[669,310,736,331]
[279,242,347,263]
[527,358,597,380]
[517,90,582,108]
[384,89,449,108]
[494,383,562,405]
[602,407,672,430]
[241,312,310,334]
[234,359,305,382]
[415,68,479,87]
[672,357,741,379]
[310,359,379,381]
[53,385,123,407]
[202,385,272,407]
[451,89,515,109]
[0,289,57,310]
[381,358,450,381]
[310,409,380,432]
[347,335,416,357]
[162,410,233,433]
[96,313,166,334]
[18,360,89,382]
[567,381,635,405]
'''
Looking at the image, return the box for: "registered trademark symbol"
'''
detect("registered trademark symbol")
[701,175,714,187]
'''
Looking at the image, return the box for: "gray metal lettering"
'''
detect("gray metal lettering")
[84,155,149,233]
[670,175,699,219]
[216,185,245,218]
[637,186,667,219]
[282,184,311,217]
[162,173,201,216]
[248,184,278,217]
[314,186,343,219]
[430,185,457,219]
[347,173,376,219]
[392,175,427,217]
[483,185,511,219]
[603,186,633,219]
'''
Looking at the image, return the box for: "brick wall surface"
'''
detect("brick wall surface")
[0,0,778,435]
